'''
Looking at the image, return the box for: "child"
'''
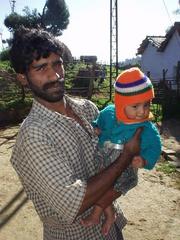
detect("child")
[81,67,162,236]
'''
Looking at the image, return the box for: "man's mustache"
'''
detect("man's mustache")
[43,78,64,90]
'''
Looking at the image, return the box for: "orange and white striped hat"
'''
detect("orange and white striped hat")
[114,67,154,123]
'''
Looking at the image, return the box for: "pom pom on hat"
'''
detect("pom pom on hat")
[114,67,154,123]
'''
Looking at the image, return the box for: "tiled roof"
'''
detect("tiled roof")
[158,22,180,51]
[137,22,180,55]
[137,36,165,54]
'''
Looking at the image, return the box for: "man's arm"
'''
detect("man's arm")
[78,128,142,215]
[97,187,121,210]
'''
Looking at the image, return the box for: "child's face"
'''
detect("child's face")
[124,100,151,121]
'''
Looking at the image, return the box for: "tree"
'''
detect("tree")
[4,8,41,32]
[41,0,70,36]
[4,0,70,36]
[3,0,72,66]
[173,0,180,15]
[173,9,180,15]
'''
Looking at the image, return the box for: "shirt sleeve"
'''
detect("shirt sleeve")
[19,126,86,223]
[141,123,162,170]
[83,99,99,123]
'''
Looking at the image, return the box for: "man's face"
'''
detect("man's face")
[25,53,65,102]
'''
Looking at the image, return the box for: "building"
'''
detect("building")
[137,22,180,83]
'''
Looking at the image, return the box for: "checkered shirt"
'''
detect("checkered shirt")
[10,95,127,240]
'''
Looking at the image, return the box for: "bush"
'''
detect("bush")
[0,49,10,61]
[0,98,32,111]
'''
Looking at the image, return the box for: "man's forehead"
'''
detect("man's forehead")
[31,53,63,65]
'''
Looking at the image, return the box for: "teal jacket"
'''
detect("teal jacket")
[92,104,162,170]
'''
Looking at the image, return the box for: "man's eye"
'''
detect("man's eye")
[54,61,62,68]
[36,65,46,71]
[36,66,45,71]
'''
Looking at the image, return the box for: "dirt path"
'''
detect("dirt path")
[121,169,180,240]
[0,125,180,240]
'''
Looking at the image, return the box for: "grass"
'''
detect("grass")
[156,161,177,174]
[156,157,180,190]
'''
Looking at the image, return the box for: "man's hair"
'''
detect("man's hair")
[10,27,65,73]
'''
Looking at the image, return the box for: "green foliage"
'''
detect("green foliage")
[0,49,10,61]
[0,98,32,111]
[0,60,22,112]
[4,11,41,33]
[0,60,166,124]
[156,161,177,174]
[0,60,14,72]
[65,62,86,88]
[4,0,70,36]
[151,104,163,122]
[91,96,113,110]
[173,7,180,15]
[42,0,70,36]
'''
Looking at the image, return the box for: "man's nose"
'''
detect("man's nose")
[48,67,61,81]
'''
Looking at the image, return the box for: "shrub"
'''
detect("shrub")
[0,49,10,61]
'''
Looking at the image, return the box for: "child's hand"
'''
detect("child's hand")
[94,127,101,136]
[132,156,146,168]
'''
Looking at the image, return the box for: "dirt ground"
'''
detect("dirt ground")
[0,121,180,240]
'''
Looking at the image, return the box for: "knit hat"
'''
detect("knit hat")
[114,67,154,123]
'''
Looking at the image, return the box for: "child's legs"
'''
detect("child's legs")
[102,205,116,236]
[81,205,103,226]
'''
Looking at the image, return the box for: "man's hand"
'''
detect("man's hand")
[118,128,143,170]
[123,127,142,157]
[78,128,143,215]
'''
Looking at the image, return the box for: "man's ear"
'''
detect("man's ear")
[16,74,28,86]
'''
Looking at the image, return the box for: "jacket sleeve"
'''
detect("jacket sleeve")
[140,123,162,170]
[92,111,104,129]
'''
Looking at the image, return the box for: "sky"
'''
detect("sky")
[0,0,180,63]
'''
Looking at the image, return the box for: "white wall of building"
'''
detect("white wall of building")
[161,32,180,79]
[140,31,180,81]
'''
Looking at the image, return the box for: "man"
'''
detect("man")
[10,27,141,240]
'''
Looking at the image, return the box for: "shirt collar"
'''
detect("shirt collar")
[30,95,85,123]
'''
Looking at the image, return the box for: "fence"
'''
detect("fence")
[152,77,180,121]
[1,64,180,126]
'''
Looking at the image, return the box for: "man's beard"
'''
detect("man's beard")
[27,77,65,102]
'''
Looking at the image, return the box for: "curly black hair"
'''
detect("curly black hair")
[10,27,65,73]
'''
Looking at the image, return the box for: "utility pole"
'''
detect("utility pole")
[9,0,16,13]
[0,30,3,50]
[9,0,16,38]
[110,0,118,101]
